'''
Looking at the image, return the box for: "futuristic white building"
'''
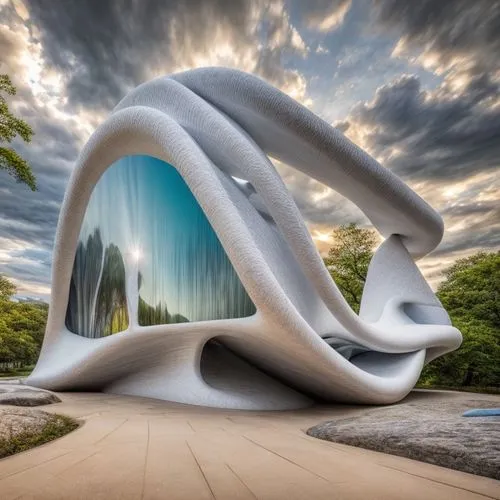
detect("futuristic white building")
[28,68,462,410]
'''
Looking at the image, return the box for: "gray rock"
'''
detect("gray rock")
[0,407,58,439]
[0,383,61,406]
[307,391,500,480]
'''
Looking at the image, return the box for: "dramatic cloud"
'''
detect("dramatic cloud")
[23,0,311,110]
[337,73,500,284]
[330,1,500,281]
[373,0,500,78]
[301,0,352,32]
[0,0,498,297]
[338,73,500,181]
[0,0,314,298]
[0,3,88,298]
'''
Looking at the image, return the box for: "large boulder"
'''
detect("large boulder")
[0,407,79,459]
[0,407,58,439]
[307,391,500,480]
[0,383,61,406]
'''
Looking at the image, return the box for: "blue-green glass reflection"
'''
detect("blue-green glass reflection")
[66,155,256,337]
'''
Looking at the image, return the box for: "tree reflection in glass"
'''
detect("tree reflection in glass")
[66,155,256,338]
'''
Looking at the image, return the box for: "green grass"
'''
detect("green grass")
[0,414,79,459]
[0,366,34,378]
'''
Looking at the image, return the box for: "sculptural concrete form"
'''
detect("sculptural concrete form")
[28,68,462,410]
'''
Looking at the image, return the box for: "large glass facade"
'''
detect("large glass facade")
[66,155,256,338]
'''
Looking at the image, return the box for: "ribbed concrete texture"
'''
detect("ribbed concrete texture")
[0,391,498,500]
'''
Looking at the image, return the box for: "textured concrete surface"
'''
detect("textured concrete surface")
[30,68,461,409]
[0,390,498,499]
[0,383,61,407]
[308,390,500,480]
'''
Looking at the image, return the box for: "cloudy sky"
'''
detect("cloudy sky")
[0,0,499,299]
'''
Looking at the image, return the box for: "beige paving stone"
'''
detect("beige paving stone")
[0,390,497,500]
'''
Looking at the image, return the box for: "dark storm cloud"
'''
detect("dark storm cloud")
[432,214,500,256]
[373,0,500,74]
[0,175,63,250]
[25,0,240,108]
[24,0,306,110]
[341,74,500,180]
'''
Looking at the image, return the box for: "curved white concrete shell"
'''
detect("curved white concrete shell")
[28,68,462,410]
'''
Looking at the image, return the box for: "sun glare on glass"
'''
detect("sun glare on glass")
[130,246,142,262]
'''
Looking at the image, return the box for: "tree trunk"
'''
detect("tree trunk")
[462,365,475,386]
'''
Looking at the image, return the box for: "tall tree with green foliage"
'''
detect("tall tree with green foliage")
[420,252,500,388]
[0,74,36,190]
[323,223,378,313]
[0,275,47,371]
[0,274,16,300]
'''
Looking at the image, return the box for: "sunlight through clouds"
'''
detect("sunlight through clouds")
[0,0,498,297]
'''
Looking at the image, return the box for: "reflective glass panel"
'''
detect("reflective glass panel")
[66,155,256,337]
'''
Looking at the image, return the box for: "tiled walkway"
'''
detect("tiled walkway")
[0,391,498,499]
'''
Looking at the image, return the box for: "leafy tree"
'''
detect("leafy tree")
[0,317,15,365]
[323,223,378,313]
[0,304,40,369]
[3,300,48,350]
[438,252,500,330]
[0,74,36,190]
[0,274,16,300]
[420,251,500,388]
[0,275,47,370]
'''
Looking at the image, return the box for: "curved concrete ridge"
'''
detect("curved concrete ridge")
[28,68,462,409]
[111,74,459,357]
[172,68,443,257]
[0,392,498,500]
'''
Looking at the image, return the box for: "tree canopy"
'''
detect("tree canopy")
[0,74,36,190]
[420,251,500,388]
[438,252,500,330]
[323,223,378,313]
[0,274,16,300]
[0,275,47,370]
